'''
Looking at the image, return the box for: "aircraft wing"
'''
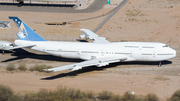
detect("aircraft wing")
[44,56,127,72]
[4,45,36,50]
[79,29,110,44]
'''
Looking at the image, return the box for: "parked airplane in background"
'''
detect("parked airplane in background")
[16,0,76,7]
[0,40,32,54]
[0,40,14,54]
[9,16,176,72]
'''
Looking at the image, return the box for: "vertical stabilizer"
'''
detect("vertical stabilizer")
[9,16,46,41]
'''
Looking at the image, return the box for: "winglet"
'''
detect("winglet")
[9,16,46,41]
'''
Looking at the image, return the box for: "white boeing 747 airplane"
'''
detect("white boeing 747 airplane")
[9,17,176,72]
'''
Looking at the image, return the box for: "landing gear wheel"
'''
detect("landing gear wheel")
[17,1,24,7]
[2,50,4,55]
[158,61,161,67]
[17,3,22,7]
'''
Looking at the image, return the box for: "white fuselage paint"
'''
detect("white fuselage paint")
[14,40,176,62]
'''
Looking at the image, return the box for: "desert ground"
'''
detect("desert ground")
[0,0,180,100]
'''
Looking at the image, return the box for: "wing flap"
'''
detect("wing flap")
[44,56,127,72]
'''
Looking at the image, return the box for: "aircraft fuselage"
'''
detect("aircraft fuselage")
[15,40,176,62]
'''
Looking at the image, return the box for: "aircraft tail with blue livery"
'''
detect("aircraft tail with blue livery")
[9,17,46,41]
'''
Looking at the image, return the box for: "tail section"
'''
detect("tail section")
[9,16,46,41]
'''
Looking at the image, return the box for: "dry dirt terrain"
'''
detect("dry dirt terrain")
[0,0,180,101]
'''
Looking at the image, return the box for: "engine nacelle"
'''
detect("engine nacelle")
[80,34,86,39]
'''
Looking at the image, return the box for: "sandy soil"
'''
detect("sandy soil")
[99,0,180,49]
[0,0,180,101]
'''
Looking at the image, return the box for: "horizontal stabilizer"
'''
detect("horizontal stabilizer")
[5,45,36,50]
[80,29,110,44]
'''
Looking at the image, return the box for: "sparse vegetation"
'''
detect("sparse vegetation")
[6,63,16,71]
[126,9,144,17]
[86,91,95,99]
[9,94,24,101]
[128,18,138,22]
[98,91,114,100]
[110,94,122,101]
[29,64,53,72]
[121,40,128,42]
[3,84,180,101]
[144,93,159,101]
[18,63,27,71]
[0,84,14,101]
[24,86,90,101]
[122,91,136,101]
[168,89,180,101]
[154,76,170,81]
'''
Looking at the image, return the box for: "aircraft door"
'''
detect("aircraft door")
[129,51,133,57]
[2,44,5,49]
[153,51,156,58]
[101,50,105,56]
[43,47,46,52]
[77,50,81,55]
[139,44,142,50]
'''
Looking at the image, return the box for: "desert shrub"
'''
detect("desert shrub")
[24,92,38,101]
[0,84,164,101]
[98,91,114,100]
[18,63,27,71]
[134,97,144,101]
[122,91,136,101]
[86,91,95,99]
[73,89,87,99]
[144,93,159,101]
[74,97,91,101]
[29,64,53,72]
[126,9,142,17]
[10,94,24,101]
[0,84,14,101]
[110,94,122,101]
[169,90,180,101]
[63,87,87,99]
[24,86,90,101]
[6,63,16,71]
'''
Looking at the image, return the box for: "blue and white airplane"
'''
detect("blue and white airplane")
[9,16,176,72]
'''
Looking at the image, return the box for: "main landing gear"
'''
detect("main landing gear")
[2,50,4,55]
[17,0,24,7]
[158,61,161,67]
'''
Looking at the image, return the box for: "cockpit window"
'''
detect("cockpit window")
[163,45,168,47]
[9,44,14,47]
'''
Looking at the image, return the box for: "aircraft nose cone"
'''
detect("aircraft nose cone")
[170,49,176,58]
[174,50,176,57]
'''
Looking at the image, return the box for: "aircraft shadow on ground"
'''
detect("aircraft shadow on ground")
[76,39,88,42]
[0,3,75,7]
[1,48,82,63]
[42,60,172,80]
[0,50,14,54]
[0,49,172,80]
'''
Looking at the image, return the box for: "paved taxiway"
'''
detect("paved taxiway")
[0,0,107,13]
[93,0,128,32]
